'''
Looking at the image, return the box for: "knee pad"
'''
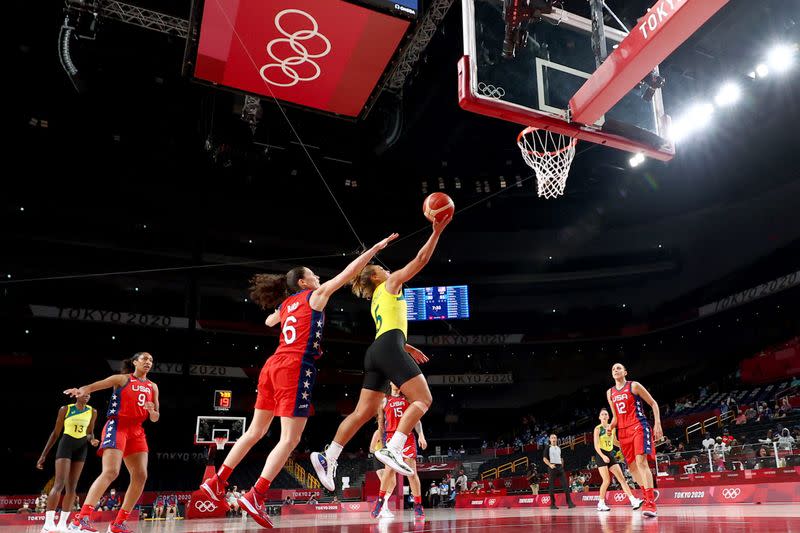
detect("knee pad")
[411,400,429,415]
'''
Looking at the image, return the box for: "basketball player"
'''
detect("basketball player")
[64,351,159,533]
[199,234,399,529]
[371,383,427,520]
[593,408,643,512]
[312,216,449,490]
[36,393,99,532]
[368,429,394,519]
[607,363,662,518]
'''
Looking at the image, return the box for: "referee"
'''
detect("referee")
[542,434,576,509]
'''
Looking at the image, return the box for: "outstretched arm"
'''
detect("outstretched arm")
[37,406,67,470]
[384,217,450,294]
[265,309,281,327]
[606,390,618,429]
[87,408,99,447]
[632,382,662,440]
[415,421,427,450]
[64,374,128,398]
[145,382,160,423]
[309,233,398,311]
[405,343,429,364]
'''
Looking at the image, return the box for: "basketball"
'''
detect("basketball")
[423,192,455,223]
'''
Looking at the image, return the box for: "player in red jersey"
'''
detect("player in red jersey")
[200,233,398,529]
[370,383,427,520]
[63,352,160,533]
[607,363,662,518]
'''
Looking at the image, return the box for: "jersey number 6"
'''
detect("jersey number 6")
[283,315,298,345]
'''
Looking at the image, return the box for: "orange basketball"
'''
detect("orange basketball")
[423,192,455,223]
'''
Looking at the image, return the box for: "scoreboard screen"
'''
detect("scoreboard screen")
[405,286,470,321]
[214,390,232,411]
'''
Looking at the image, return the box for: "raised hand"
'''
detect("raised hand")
[432,214,451,234]
[63,387,87,398]
[373,233,399,251]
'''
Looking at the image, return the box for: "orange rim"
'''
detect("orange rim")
[517,126,577,157]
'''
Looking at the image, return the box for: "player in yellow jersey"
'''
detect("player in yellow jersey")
[593,408,643,512]
[37,392,99,532]
[312,215,450,491]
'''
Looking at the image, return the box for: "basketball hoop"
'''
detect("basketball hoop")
[213,436,228,451]
[516,127,577,199]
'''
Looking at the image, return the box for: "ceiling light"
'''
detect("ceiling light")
[629,153,645,167]
[766,44,796,73]
[714,82,741,107]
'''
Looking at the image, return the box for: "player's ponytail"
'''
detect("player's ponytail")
[351,264,381,299]
[249,267,308,310]
[122,352,146,373]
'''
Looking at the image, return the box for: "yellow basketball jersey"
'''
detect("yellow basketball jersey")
[596,424,615,452]
[371,282,407,339]
[63,404,92,439]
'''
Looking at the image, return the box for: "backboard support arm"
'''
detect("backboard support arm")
[570,0,730,125]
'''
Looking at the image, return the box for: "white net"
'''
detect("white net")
[213,436,228,451]
[517,127,578,199]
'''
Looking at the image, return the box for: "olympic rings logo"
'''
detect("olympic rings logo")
[541,496,550,504]
[614,493,626,502]
[721,488,741,499]
[260,9,331,87]
[194,501,218,512]
[348,504,360,511]
[478,82,505,99]
[487,499,497,505]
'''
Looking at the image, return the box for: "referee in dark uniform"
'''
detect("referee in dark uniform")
[542,434,576,509]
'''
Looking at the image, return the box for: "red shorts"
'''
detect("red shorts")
[99,419,148,458]
[255,353,316,417]
[385,431,417,460]
[617,423,655,465]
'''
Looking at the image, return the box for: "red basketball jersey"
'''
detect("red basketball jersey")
[272,290,325,360]
[384,395,409,434]
[107,374,154,423]
[609,380,648,429]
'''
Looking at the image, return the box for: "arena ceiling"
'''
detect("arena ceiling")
[4,0,800,332]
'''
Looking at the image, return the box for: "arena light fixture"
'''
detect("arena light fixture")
[755,63,769,78]
[714,82,742,107]
[628,153,646,167]
[766,43,796,73]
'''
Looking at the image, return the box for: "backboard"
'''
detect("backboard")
[460,0,676,160]
[194,415,247,446]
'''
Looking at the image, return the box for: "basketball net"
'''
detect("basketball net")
[517,127,577,199]
[213,436,228,451]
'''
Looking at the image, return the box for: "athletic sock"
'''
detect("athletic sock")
[114,509,130,525]
[644,488,654,502]
[378,490,386,499]
[77,504,94,519]
[57,511,70,529]
[414,496,422,504]
[44,510,56,528]
[217,464,234,482]
[326,442,344,461]
[387,432,408,452]
[254,476,272,500]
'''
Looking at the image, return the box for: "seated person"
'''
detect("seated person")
[99,488,121,511]
[153,495,165,519]
[165,494,179,519]
[226,488,241,516]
